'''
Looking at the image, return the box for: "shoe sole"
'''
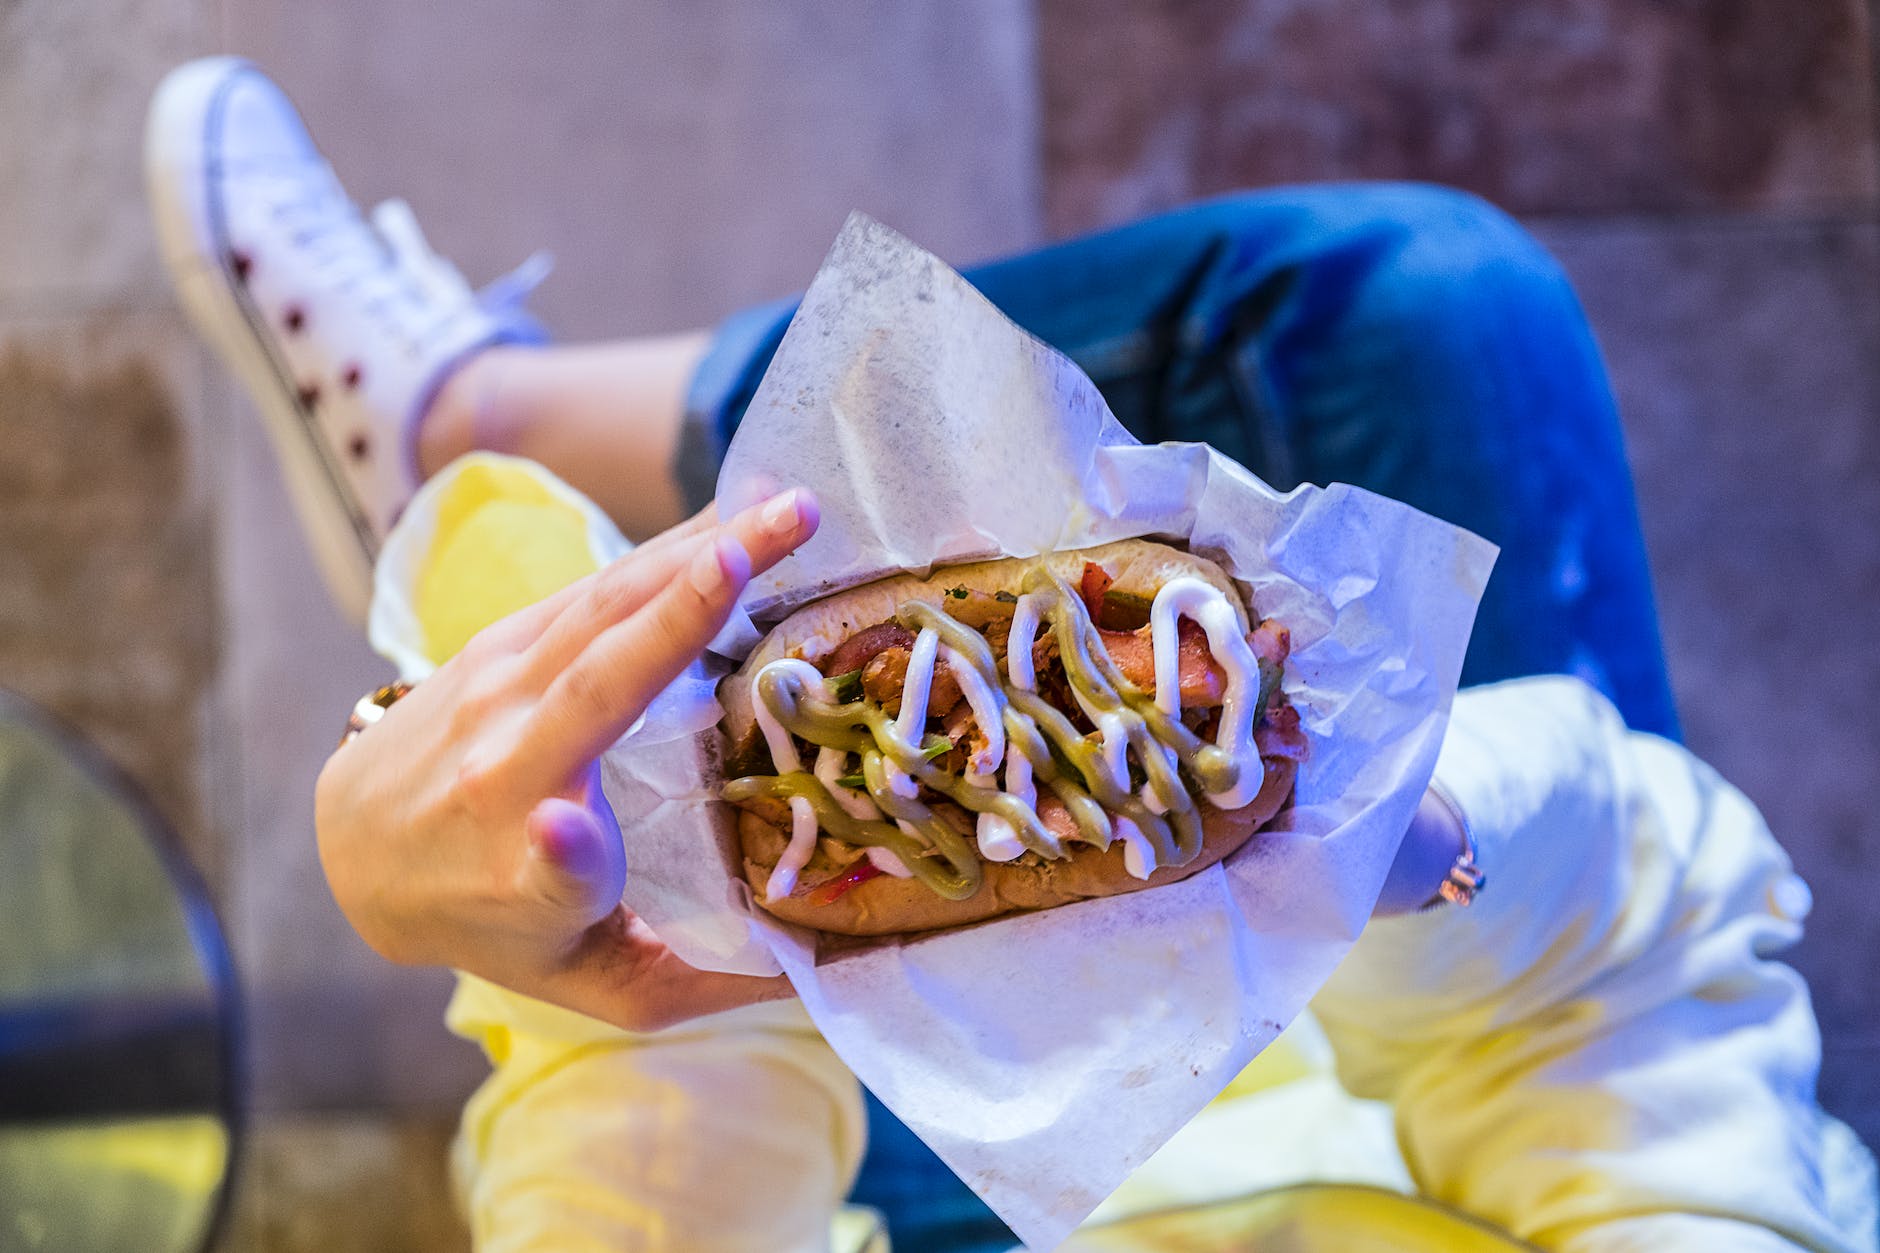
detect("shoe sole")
[145,57,375,625]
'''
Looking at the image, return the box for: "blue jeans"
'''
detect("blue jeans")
[683,183,1679,1252]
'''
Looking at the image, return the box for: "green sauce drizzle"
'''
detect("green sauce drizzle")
[729,565,1250,899]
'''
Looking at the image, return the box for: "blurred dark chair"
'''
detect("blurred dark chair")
[0,690,242,1253]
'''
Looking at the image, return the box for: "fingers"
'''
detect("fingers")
[542,910,797,1034]
[592,967,797,1035]
[460,500,730,661]
[521,795,626,925]
[518,768,793,1033]
[735,487,821,577]
[521,534,757,779]
[492,498,737,659]
[524,487,819,685]
[1373,785,1468,916]
[521,528,718,674]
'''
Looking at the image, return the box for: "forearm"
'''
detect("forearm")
[1313,678,1859,1253]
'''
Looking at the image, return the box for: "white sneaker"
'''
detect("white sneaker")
[144,57,548,623]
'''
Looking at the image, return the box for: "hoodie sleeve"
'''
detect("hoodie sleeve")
[445,979,865,1253]
[1311,677,1871,1253]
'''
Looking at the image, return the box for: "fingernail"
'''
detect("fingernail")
[760,489,801,534]
[689,534,749,597]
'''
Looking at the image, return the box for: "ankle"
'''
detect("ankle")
[416,346,517,477]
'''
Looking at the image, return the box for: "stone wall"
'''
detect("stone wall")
[1038,1,1878,228]
[0,319,220,879]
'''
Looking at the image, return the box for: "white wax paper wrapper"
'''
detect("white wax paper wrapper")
[596,214,1493,1250]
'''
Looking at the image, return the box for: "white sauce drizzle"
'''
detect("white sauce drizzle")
[1113,812,1158,880]
[765,797,819,899]
[943,644,1007,774]
[1070,686,1133,796]
[804,741,906,876]
[1136,733,1187,810]
[811,747,913,878]
[1150,577,1265,808]
[884,627,939,799]
[968,769,1026,862]
[866,846,914,878]
[978,593,1044,862]
[747,578,1267,896]
[1004,752,1036,816]
[752,660,838,900]
[815,746,880,821]
[893,819,929,861]
[1007,594,1042,690]
[1096,712,1132,793]
[753,658,826,774]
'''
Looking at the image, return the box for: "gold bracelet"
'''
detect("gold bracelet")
[338,681,415,748]
[1421,779,1485,909]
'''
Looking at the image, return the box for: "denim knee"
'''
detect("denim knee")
[1204,182,1581,344]
[1387,186,1577,327]
[1331,184,1578,343]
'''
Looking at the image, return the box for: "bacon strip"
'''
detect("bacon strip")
[1036,793,1081,846]
[1098,619,1227,706]
[822,622,913,677]
[1079,562,1114,618]
[817,585,1248,729]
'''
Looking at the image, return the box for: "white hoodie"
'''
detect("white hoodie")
[440,677,1876,1252]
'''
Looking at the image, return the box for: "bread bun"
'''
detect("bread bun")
[720,539,1298,938]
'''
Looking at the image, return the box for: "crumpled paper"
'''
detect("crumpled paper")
[594,214,1493,1250]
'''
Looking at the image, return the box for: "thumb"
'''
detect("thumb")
[521,784,626,924]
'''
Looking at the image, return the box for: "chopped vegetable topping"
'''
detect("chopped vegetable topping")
[826,668,864,702]
[1079,561,1114,620]
[807,859,885,905]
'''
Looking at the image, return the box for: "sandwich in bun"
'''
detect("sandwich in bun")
[719,539,1307,937]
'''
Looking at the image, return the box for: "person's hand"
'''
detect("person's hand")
[1372,785,1468,916]
[314,488,819,1033]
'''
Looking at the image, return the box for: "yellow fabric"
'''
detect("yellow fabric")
[0,1116,228,1253]
[416,458,600,662]
[1064,1184,1533,1252]
[1312,680,1872,1253]
[446,984,866,1253]
[397,457,1874,1253]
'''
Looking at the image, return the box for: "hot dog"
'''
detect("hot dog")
[718,539,1305,937]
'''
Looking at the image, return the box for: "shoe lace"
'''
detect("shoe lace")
[267,169,550,354]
